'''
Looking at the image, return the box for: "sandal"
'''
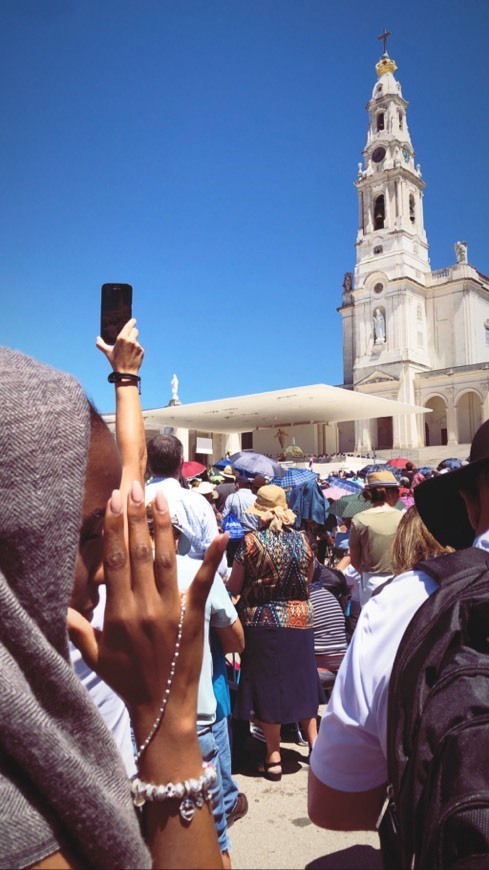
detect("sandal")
[258,760,282,782]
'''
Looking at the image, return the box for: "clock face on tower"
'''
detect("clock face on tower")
[372,146,386,163]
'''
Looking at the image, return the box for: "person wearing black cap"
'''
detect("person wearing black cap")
[308,418,489,832]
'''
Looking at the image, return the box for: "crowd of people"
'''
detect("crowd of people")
[1,317,487,868]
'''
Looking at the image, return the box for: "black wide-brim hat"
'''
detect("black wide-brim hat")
[414,419,489,550]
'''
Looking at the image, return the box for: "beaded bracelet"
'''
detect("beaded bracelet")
[131,762,217,822]
[108,371,141,394]
[135,593,186,762]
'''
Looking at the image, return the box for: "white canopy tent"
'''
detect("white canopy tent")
[131,383,429,434]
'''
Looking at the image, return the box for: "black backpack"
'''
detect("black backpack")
[378,547,489,870]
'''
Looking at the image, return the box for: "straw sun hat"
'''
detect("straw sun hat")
[365,470,400,488]
[245,485,296,531]
[245,484,290,514]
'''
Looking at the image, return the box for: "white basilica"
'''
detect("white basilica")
[338,44,489,455]
[105,41,489,467]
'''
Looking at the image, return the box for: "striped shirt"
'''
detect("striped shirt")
[309,581,348,668]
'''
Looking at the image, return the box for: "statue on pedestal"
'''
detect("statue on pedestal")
[168,373,181,407]
[373,308,386,344]
[454,241,468,264]
[342,272,353,305]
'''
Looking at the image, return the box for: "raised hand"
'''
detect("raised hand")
[68,483,228,742]
[96,318,144,376]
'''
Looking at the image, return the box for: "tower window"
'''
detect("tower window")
[374,246,383,255]
[409,194,415,224]
[374,195,385,230]
[485,325,489,346]
[417,304,423,321]
[398,110,404,130]
[377,112,385,132]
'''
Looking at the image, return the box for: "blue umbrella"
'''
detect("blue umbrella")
[359,463,403,481]
[325,476,362,493]
[437,457,464,471]
[214,458,231,469]
[270,467,318,488]
[357,463,388,477]
[418,466,434,477]
[228,451,285,478]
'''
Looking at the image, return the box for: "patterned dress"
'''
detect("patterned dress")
[233,528,324,725]
[235,528,313,629]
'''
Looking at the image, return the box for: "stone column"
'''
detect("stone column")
[356,418,372,454]
[393,365,420,448]
[366,190,373,234]
[174,427,190,460]
[482,381,489,421]
[445,387,458,445]
[225,432,241,456]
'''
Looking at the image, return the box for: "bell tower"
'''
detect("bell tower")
[338,32,489,457]
[339,32,433,452]
[355,31,430,286]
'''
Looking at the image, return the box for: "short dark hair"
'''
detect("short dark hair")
[251,474,267,494]
[147,434,183,477]
[363,485,398,504]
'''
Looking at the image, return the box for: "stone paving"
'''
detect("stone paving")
[228,731,382,870]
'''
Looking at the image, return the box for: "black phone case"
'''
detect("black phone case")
[100,284,132,345]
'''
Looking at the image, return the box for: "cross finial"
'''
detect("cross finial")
[377,29,391,55]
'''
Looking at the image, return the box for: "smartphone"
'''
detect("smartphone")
[100,283,133,345]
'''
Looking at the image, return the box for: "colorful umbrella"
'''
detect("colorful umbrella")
[270,467,318,488]
[214,458,231,469]
[437,457,464,471]
[386,457,411,469]
[357,463,388,478]
[325,476,362,494]
[328,493,366,517]
[417,466,434,477]
[228,451,285,478]
[321,485,352,501]
[181,460,206,478]
[339,493,372,518]
[341,494,405,518]
[360,464,403,481]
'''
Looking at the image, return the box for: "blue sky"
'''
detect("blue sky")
[1,0,488,414]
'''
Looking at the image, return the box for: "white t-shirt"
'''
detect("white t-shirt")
[70,587,136,777]
[311,530,489,792]
[176,554,238,726]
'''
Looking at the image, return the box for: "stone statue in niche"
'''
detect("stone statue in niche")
[373,307,386,344]
[454,241,468,263]
[342,271,353,304]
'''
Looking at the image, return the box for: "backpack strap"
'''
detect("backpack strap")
[416,546,489,586]
[383,545,489,867]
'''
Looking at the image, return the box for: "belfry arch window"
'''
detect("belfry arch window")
[377,112,385,132]
[398,110,404,130]
[374,195,385,230]
[409,194,415,224]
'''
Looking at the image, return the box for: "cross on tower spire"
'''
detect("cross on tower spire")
[377,29,392,55]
